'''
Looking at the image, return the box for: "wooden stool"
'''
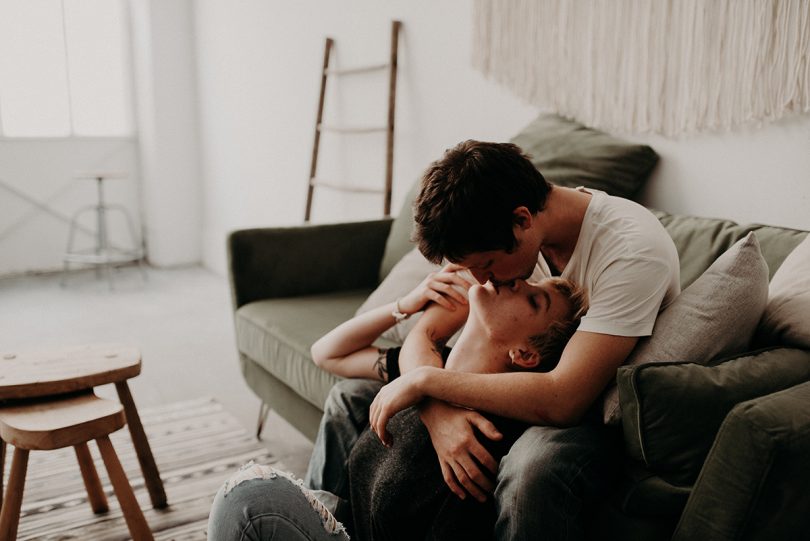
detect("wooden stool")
[0,392,154,541]
[0,344,167,510]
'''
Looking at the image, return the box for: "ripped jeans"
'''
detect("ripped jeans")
[207,462,350,541]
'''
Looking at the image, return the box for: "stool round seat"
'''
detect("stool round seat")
[0,393,125,451]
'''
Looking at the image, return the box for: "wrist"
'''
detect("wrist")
[414,366,439,395]
[392,298,412,323]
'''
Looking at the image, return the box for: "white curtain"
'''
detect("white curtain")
[473,0,810,135]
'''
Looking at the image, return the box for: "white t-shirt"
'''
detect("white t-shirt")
[529,188,680,337]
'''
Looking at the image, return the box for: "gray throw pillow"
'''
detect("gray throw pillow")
[602,232,770,425]
[510,114,659,200]
[759,235,810,349]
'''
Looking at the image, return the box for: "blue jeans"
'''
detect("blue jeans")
[306,378,621,541]
[304,378,384,499]
[209,379,620,540]
[208,463,350,541]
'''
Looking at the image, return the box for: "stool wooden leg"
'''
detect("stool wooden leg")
[1,439,6,511]
[115,381,167,509]
[74,442,109,514]
[0,447,29,541]
[96,435,154,541]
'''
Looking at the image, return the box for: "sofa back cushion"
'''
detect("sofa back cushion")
[651,210,808,290]
[759,235,810,349]
[380,180,423,281]
[510,114,658,200]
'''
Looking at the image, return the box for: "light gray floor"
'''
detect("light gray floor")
[0,265,313,477]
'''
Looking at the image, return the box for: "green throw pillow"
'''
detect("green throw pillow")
[618,347,810,488]
[673,381,810,540]
[510,114,659,200]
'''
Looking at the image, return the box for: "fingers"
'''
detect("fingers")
[467,439,499,478]
[450,458,491,502]
[369,396,393,447]
[469,414,503,442]
[425,287,458,310]
[426,281,467,307]
[439,460,467,500]
[441,263,466,273]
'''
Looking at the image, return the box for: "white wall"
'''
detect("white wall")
[0,0,203,277]
[130,0,202,267]
[194,1,810,276]
[0,139,141,276]
[631,115,810,231]
[194,0,536,275]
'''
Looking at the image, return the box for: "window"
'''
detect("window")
[0,0,133,137]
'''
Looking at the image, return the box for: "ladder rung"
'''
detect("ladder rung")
[318,124,387,134]
[325,63,389,76]
[310,178,385,194]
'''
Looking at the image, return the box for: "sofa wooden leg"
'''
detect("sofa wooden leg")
[0,438,5,511]
[256,402,271,440]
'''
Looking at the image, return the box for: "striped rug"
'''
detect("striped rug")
[8,397,283,540]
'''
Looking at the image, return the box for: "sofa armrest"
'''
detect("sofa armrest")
[673,380,810,541]
[228,219,393,309]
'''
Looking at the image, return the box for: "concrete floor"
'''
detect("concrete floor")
[0,265,313,477]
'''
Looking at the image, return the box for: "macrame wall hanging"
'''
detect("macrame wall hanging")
[472,0,810,135]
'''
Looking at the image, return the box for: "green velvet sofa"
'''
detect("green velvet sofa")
[227,119,810,539]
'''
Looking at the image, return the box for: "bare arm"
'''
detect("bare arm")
[371,331,638,430]
[311,264,473,380]
[397,301,469,373]
[394,299,502,503]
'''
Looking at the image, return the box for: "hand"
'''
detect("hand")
[397,263,476,314]
[419,400,503,503]
[369,368,429,446]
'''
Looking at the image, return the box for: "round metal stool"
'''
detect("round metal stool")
[61,173,146,289]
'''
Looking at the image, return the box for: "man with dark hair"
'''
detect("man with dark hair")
[309,140,680,540]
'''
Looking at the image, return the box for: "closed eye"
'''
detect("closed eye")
[529,291,551,312]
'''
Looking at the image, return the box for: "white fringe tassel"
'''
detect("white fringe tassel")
[472,0,810,135]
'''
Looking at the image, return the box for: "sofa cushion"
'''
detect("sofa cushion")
[651,210,808,289]
[380,180,423,281]
[510,114,659,200]
[618,347,810,487]
[616,461,692,518]
[603,232,770,424]
[759,235,810,349]
[235,290,373,410]
[672,380,810,541]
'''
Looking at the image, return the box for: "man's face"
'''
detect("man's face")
[468,278,570,345]
[457,240,539,286]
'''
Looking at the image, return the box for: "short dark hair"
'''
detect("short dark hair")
[528,278,588,373]
[413,140,552,264]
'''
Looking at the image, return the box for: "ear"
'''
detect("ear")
[512,207,534,231]
[508,347,541,370]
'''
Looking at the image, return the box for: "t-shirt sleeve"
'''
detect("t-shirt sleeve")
[577,256,674,337]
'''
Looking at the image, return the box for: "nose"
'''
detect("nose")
[508,279,526,292]
[470,269,489,284]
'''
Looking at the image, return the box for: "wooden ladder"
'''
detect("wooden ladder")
[305,20,401,222]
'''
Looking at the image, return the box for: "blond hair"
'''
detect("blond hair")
[528,278,589,372]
